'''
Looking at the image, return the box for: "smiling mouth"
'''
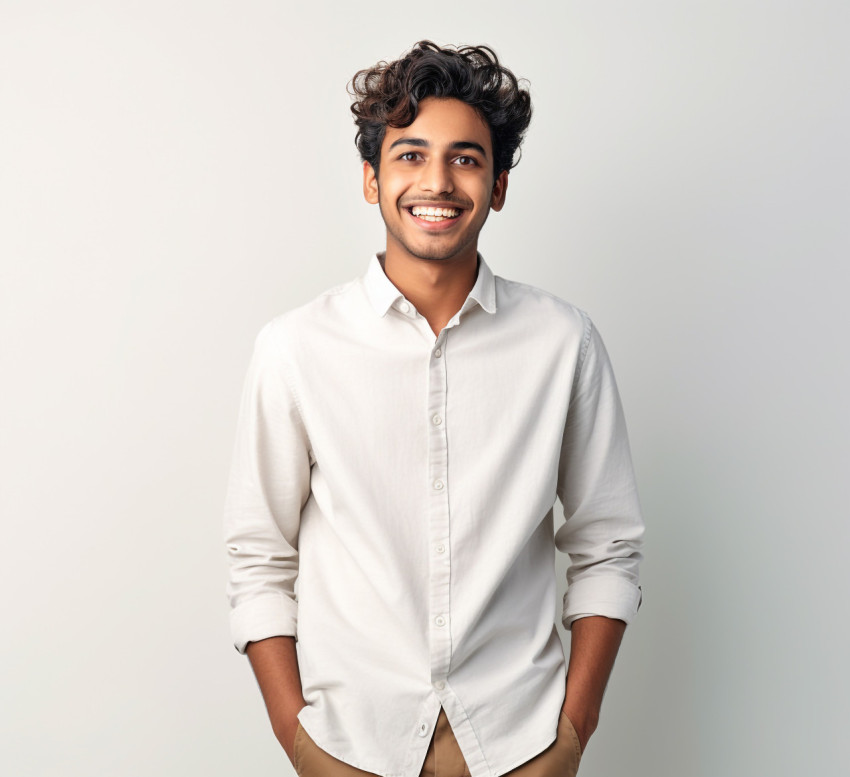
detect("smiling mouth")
[407,205,462,223]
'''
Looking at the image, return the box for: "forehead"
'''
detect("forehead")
[381,97,492,153]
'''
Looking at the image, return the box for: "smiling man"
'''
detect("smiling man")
[369,97,504,259]
[224,42,644,777]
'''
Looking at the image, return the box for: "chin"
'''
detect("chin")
[406,236,476,263]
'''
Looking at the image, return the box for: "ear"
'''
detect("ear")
[363,161,379,204]
[490,170,509,212]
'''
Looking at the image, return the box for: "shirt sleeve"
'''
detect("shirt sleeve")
[555,314,645,628]
[223,320,312,653]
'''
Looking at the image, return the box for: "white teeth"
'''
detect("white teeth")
[410,205,460,219]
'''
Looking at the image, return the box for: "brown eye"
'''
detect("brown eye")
[455,156,476,166]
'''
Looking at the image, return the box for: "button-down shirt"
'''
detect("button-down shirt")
[223,255,644,777]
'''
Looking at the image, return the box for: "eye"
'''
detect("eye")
[400,151,420,162]
[454,155,478,166]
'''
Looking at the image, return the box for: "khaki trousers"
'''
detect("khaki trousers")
[293,707,582,777]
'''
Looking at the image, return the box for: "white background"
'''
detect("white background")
[1,2,847,775]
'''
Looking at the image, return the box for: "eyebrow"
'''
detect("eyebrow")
[388,137,488,158]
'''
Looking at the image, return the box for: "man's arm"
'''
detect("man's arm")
[225,321,310,655]
[555,316,644,751]
[246,636,307,763]
[561,615,626,753]
[224,321,312,759]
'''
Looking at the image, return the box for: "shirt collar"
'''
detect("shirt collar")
[362,253,497,318]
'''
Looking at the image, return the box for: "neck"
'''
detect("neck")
[381,245,479,336]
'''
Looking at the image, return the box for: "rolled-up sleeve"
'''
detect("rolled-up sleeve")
[555,315,645,628]
[223,320,312,653]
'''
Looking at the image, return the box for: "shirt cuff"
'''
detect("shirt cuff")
[562,576,642,629]
[230,594,298,653]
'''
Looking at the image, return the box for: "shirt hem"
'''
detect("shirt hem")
[297,713,409,777]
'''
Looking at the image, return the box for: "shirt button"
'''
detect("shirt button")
[433,479,444,491]
[434,348,442,358]
[399,301,410,314]
[435,543,446,554]
[418,722,429,737]
[435,680,446,690]
[432,414,442,426]
[435,615,446,627]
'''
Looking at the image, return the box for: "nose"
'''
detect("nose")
[417,158,454,195]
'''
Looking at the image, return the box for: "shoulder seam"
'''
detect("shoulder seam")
[495,276,588,317]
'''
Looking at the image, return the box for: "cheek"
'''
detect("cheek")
[471,176,495,202]
[474,186,496,213]
[380,180,409,206]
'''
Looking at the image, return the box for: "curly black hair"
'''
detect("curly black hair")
[349,41,532,180]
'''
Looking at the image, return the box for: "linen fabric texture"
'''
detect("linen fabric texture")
[223,255,644,777]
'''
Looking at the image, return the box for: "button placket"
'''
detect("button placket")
[427,331,452,688]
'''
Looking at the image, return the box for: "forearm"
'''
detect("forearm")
[562,615,626,752]
[246,636,307,762]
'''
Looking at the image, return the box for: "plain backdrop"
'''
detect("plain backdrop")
[1,2,848,776]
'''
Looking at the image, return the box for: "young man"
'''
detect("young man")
[224,41,644,777]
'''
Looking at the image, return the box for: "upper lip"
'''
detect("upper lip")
[403,201,467,211]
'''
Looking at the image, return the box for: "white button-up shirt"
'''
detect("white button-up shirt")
[223,255,644,777]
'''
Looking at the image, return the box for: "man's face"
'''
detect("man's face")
[363,97,508,265]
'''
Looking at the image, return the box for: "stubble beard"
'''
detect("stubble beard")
[377,192,491,264]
